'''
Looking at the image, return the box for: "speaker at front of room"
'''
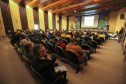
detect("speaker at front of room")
[120,14,124,19]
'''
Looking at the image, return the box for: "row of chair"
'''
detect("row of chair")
[14,43,61,84]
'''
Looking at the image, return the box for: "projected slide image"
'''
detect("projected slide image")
[84,16,94,26]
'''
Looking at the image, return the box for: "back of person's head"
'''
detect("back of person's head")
[100,32,103,34]
[59,37,63,42]
[86,32,89,35]
[20,39,27,46]
[85,35,89,41]
[51,35,55,39]
[33,44,43,57]
[70,38,76,43]
[57,33,61,37]
[41,33,45,38]
[67,32,70,34]
[24,42,33,52]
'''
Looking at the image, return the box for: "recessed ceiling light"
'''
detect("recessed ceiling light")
[74,10,77,13]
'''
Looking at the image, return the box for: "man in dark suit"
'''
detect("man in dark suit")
[31,44,67,83]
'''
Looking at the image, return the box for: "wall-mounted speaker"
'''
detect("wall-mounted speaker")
[120,14,124,19]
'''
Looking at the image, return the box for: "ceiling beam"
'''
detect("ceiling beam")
[11,0,22,4]
[40,0,78,11]
[63,0,126,16]
[51,0,111,14]
[27,0,40,8]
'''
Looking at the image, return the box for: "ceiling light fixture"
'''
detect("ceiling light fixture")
[40,0,47,3]
[74,10,77,13]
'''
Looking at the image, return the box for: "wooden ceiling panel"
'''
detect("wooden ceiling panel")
[6,0,125,16]
[25,0,33,5]
[11,0,22,4]
[38,0,59,9]
[40,0,81,11]
[27,0,40,8]
[1,0,9,3]
[51,0,111,14]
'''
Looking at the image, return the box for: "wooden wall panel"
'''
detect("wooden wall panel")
[44,11,48,30]
[18,5,28,30]
[0,1,14,33]
[52,14,56,29]
[33,9,39,25]
[59,16,62,31]
[67,16,69,30]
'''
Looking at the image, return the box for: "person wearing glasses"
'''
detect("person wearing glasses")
[31,44,67,83]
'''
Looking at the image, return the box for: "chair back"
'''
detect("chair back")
[32,37,38,44]
[65,37,70,43]
[29,37,34,43]
[36,39,41,44]
[91,40,97,49]
[14,44,19,49]
[63,39,68,45]
[23,55,31,64]
[31,66,50,84]
[81,44,91,50]
[56,46,66,58]
[66,50,80,65]
[99,37,105,42]
[94,38,102,45]
[40,40,48,49]
[18,48,23,55]
[47,42,56,53]
[31,66,60,84]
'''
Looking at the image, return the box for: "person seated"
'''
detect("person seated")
[118,27,124,43]
[49,35,56,47]
[66,32,71,39]
[11,32,21,47]
[98,32,105,40]
[82,35,93,47]
[31,44,67,83]
[74,31,81,44]
[66,38,89,65]
[61,32,66,38]
[95,32,100,36]
[56,33,61,40]
[28,31,35,38]
[46,32,51,39]
[19,39,28,53]
[24,42,34,61]
[103,31,109,40]
[58,38,66,52]
[81,35,95,54]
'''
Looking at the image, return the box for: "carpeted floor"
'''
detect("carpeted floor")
[0,37,126,84]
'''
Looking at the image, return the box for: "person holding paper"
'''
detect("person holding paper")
[31,44,67,83]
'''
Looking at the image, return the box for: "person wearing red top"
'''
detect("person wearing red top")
[95,32,100,36]
[58,38,66,52]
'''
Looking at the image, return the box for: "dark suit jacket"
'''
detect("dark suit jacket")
[31,57,61,82]
[81,40,93,47]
